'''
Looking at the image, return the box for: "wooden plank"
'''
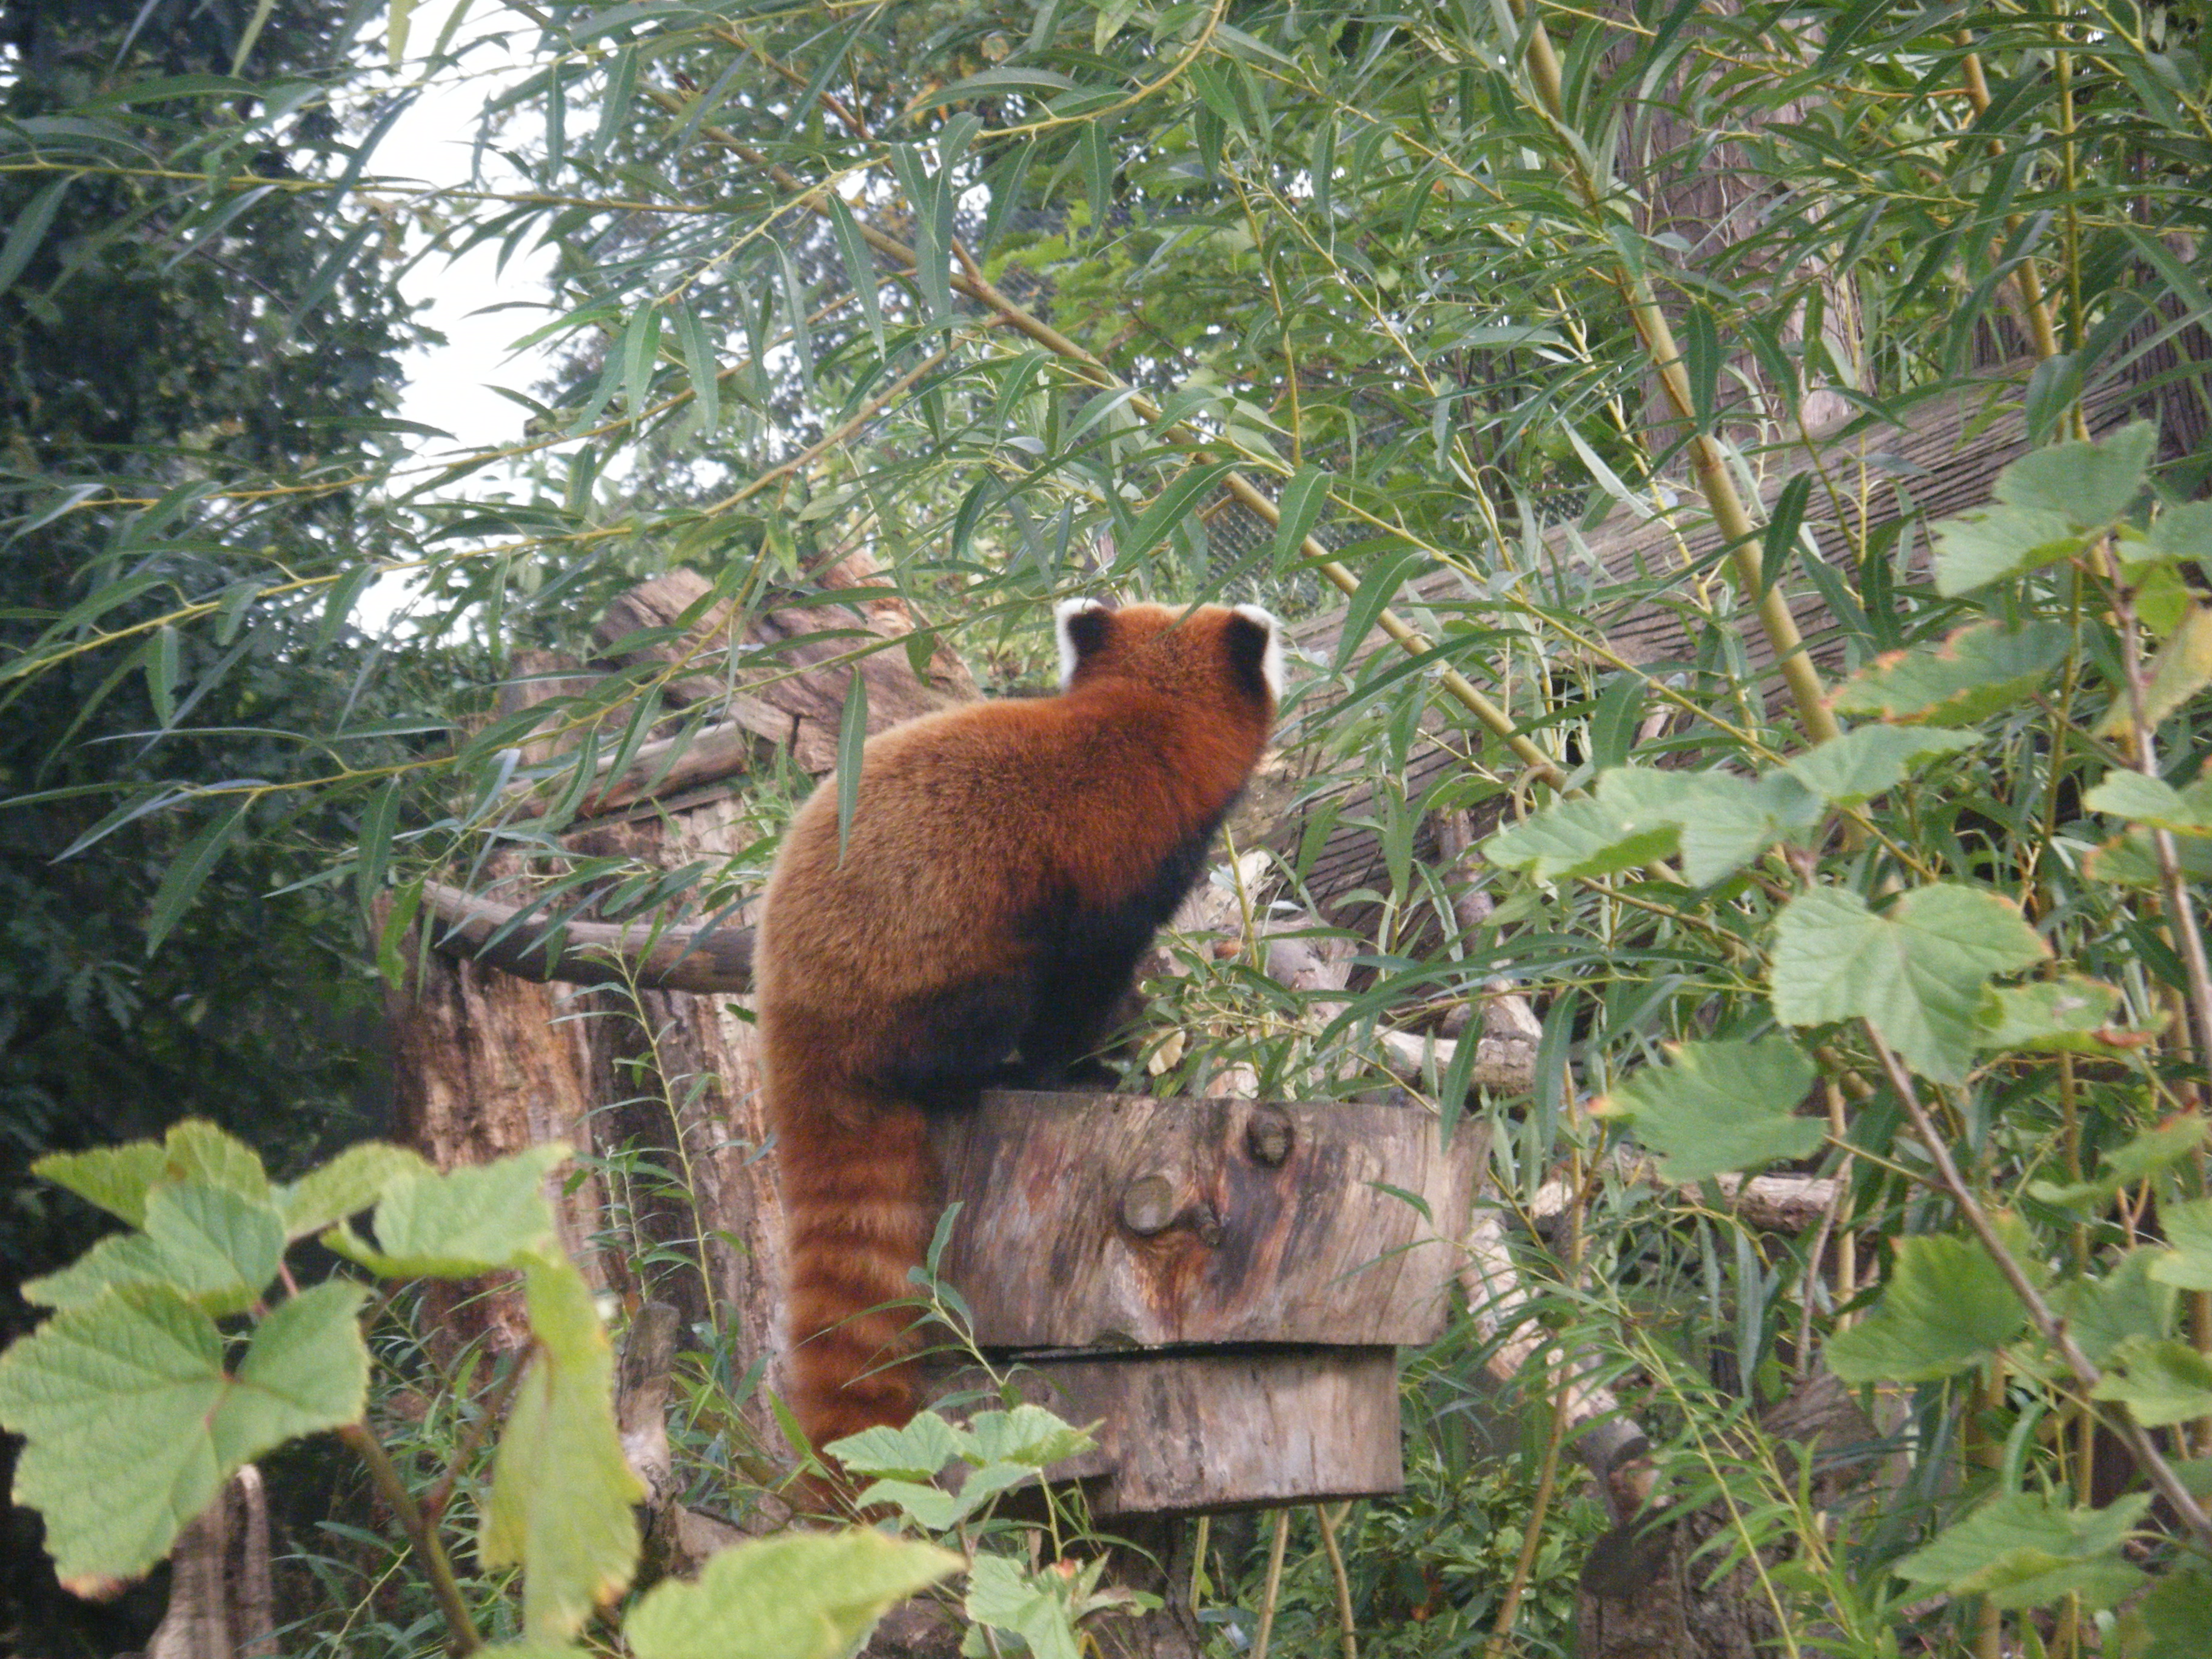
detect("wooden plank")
[1001,1350,1405,1515]
[931,1091,1484,1349]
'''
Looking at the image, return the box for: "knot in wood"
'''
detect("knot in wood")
[1245,1109,1294,1167]
[1119,1173,1179,1236]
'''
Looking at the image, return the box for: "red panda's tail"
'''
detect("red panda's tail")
[771,1060,937,1458]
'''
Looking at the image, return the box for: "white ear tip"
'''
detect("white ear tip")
[1232,604,1285,703]
[1054,598,1109,689]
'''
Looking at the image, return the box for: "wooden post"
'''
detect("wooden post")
[928,1091,1486,1515]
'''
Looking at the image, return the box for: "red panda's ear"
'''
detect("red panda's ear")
[1055,598,1114,689]
[1227,604,1284,706]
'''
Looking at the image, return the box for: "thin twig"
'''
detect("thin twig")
[338,1422,481,1655]
[1251,1508,1292,1659]
[1315,1502,1358,1659]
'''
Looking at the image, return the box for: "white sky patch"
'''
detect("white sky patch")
[357,1,557,631]
[375,0,557,460]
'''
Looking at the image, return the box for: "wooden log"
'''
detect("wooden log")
[931,1091,1484,1349]
[420,879,755,993]
[990,1350,1406,1516]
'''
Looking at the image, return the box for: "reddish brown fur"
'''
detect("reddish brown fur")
[756,603,1278,1457]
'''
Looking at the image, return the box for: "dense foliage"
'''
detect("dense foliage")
[3,0,2210,1654]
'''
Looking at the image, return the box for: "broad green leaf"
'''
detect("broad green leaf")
[1828,621,2070,726]
[2135,1563,2212,1659]
[2031,1116,2205,1209]
[2138,499,2212,568]
[2051,1250,2173,1368]
[827,1409,968,1480]
[1932,505,2085,596]
[966,1552,1084,1659]
[852,1476,963,1530]
[1825,1233,2028,1383]
[481,1252,642,1640]
[25,1181,284,1315]
[1672,771,1823,886]
[625,1529,961,1659]
[1783,726,1979,806]
[1891,1490,2148,1611]
[0,1281,366,1586]
[2091,1337,2212,1427]
[1770,885,2049,1084]
[328,1142,567,1277]
[161,1120,272,1200]
[2150,1196,2212,1292]
[1484,766,1699,882]
[1483,791,1679,883]
[33,1141,170,1227]
[2082,771,2212,836]
[276,1142,432,1240]
[1594,1038,1823,1182]
[1974,976,2122,1053]
[962,1403,1095,1469]
[2096,604,2212,742]
[2082,825,2212,887]
[1993,421,2156,528]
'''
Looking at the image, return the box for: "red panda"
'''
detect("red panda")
[754,598,1282,1457]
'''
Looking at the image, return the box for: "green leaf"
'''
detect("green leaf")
[161,1120,271,1199]
[276,1143,433,1240]
[2083,770,2212,836]
[481,1252,642,1640]
[33,1141,170,1227]
[2031,1116,2205,1210]
[1771,885,2049,1084]
[1828,621,2070,726]
[2139,499,2212,569]
[906,65,1081,115]
[1270,465,1332,569]
[145,794,255,957]
[962,1403,1094,1469]
[2134,1563,2212,1658]
[2091,1337,2212,1427]
[328,1142,567,1277]
[1783,726,1979,807]
[828,1410,969,1480]
[0,175,73,298]
[1993,421,2156,529]
[2082,825,2212,887]
[2150,1196,2212,1292]
[625,1530,962,1659]
[1974,976,2122,1053]
[2051,1250,2174,1369]
[1594,1038,1823,1182]
[1932,505,2086,596]
[1483,766,1695,882]
[0,1281,367,1587]
[25,1181,284,1316]
[1672,771,1824,886]
[1891,1490,2148,1611]
[966,1552,1084,1659]
[1825,1233,2028,1383]
[836,671,867,861]
[851,1476,964,1530]
[2097,603,2212,742]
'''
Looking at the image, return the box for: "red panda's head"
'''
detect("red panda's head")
[1054,598,1282,720]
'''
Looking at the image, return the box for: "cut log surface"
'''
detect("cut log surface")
[930,1091,1484,1349]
